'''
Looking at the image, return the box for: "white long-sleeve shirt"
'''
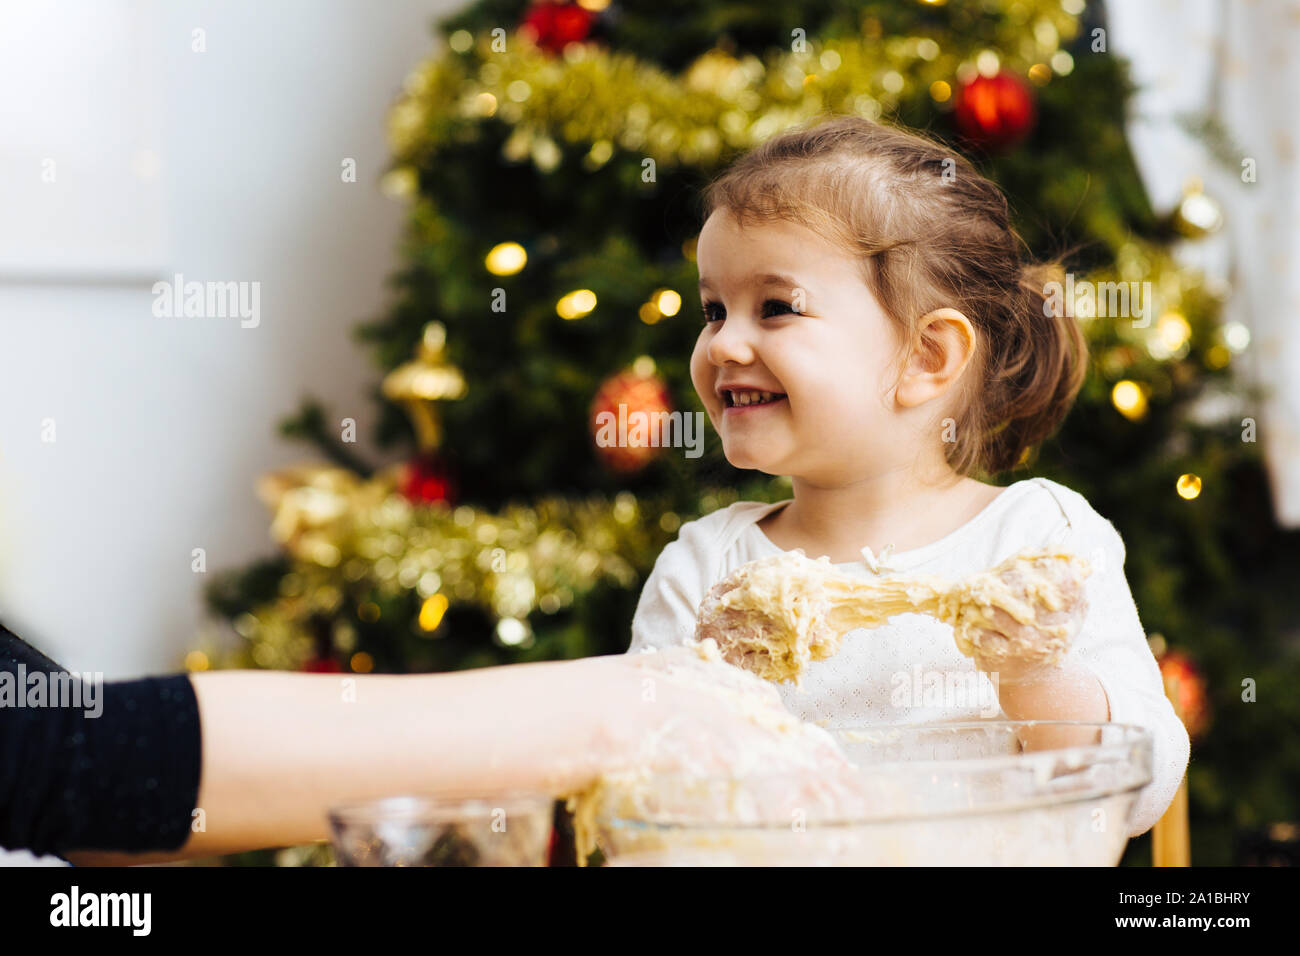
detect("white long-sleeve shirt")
[627,476,1190,837]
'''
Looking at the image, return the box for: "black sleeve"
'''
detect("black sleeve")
[0,621,203,859]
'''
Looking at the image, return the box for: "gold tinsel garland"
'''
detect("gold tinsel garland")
[385,1,1082,180]
[203,462,705,671]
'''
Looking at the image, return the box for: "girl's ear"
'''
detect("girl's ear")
[895,309,976,408]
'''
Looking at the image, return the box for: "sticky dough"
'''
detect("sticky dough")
[694,548,1092,685]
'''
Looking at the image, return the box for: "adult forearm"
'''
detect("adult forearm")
[69,658,616,864]
[64,646,817,866]
[186,662,611,857]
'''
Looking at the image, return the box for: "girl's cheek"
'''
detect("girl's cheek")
[689,341,713,401]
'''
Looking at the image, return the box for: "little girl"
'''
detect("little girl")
[627,114,1189,839]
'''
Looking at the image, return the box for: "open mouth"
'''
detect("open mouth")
[723,388,787,409]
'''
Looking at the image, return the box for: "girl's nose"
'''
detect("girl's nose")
[707,318,756,365]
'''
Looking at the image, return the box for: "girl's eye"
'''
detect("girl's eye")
[762,299,797,318]
[700,299,799,323]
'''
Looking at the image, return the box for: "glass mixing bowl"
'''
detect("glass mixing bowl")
[591,720,1153,866]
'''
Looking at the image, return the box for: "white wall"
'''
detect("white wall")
[0,0,456,677]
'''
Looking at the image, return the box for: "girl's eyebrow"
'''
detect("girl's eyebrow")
[699,272,803,293]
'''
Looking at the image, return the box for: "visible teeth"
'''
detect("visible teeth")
[729,389,781,406]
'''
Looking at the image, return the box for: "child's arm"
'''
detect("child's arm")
[991,658,1111,742]
[985,511,1190,838]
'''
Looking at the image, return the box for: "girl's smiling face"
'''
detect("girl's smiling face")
[691,208,909,484]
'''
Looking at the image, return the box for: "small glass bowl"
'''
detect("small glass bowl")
[328,791,555,867]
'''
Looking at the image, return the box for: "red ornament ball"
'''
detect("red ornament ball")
[1157,648,1210,740]
[953,71,1036,150]
[301,657,342,673]
[399,454,455,504]
[589,368,673,473]
[519,1,597,55]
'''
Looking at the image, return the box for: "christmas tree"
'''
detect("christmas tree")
[193,0,1300,866]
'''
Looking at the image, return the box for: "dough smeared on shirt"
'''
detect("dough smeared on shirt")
[694,548,1092,684]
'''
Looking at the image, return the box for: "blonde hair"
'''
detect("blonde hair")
[698,113,1087,478]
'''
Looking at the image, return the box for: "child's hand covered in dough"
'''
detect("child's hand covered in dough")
[952,551,1092,686]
